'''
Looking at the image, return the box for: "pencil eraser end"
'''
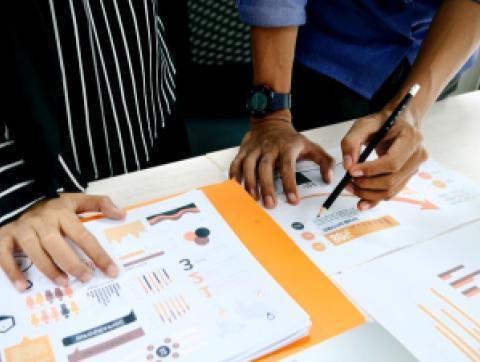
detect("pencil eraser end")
[409,84,421,97]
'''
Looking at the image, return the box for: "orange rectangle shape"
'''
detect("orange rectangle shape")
[325,215,400,246]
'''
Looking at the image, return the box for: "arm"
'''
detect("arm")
[0,5,125,292]
[230,3,334,208]
[341,0,480,210]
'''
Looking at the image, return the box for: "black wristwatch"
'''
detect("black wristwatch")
[246,85,291,118]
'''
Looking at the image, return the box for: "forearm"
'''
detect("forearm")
[387,0,480,124]
[251,26,298,94]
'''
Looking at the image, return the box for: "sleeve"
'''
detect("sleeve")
[1,3,63,226]
[0,126,47,225]
[236,0,308,27]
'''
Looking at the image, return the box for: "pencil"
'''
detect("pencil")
[317,84,421,217]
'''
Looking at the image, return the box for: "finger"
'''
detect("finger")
[36,224,92,283]
[61,214,118,278]
[279,150,300,205]
[0,233,27,292]
[349,128,419,177]
[305,143,335,183]
[357,199,381,211]
[258,153,278,209]
[229,152,245,183]
[18,222,68,287]
[352,173,403,191]
[242,150,261,199]
[341,117,382,169]
[71,194,126,220]
[350,183,392,207]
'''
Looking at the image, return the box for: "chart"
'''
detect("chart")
[268,151,480,275]
[334,221,480,362]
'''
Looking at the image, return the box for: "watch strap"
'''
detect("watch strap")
[271,92,292,112]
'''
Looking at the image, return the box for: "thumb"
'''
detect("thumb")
[73,194,126,220]
[341,115,383,170]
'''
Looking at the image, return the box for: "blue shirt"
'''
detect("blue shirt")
[237,0,479,99]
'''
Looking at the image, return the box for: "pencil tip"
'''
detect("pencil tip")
[317,207,327,218]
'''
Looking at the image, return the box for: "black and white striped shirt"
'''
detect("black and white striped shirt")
[1,1,187,225]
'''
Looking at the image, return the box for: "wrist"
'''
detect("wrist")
[385,85,431,128]
[250,109,292,126]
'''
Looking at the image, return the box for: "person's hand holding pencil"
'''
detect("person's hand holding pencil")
[321,84,427,215]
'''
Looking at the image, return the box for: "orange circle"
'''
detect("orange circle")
[432,180,447,189]
[184,231,196,241]
[312,242,326,252]
[418,171,432,180]
[302,232,315,241]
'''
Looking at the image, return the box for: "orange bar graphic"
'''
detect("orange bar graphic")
[438,265,464,280]
[119,249,145,261]
[435,325,478,362]
[324,216,400,246]
[431,289,480,329]
[418,305,480,360]
[441,309,480,344]
[463,286,480,298]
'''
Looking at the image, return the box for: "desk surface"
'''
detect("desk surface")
[86,91,479,361]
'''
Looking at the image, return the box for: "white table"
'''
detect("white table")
[87,91,479,361]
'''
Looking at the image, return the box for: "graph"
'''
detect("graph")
[324,216,400,246]
[153,295,190,324]
[147,203,200,225]
[104,221,146,243]
[86,282,121,306]
[138,269,172,294]
[438,265,480,299]
[67,328,145,362]
[5,336,55,362]
[122,251,165,269]
[418,288,480,361]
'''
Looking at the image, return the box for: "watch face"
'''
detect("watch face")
[249,92,269,112]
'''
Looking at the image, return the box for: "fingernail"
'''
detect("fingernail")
[106,264,119,278]
[351,170,364,177]
[287,193,298,203]
[250,188,257,199]
[79,272,92,283]
[14,280,26,292]
[359,202,371,211]
[345,184,354,193]
[54,276,69,287]
[343,155,353,169]
[264,195,275,209]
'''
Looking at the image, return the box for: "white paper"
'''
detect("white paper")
[334,221,480,362]
[0,190,310,362]
[267,149,480,275]
[280,323,417,362]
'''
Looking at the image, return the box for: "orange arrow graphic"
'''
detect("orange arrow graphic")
[301,192,438,210]
[391,197,438,210]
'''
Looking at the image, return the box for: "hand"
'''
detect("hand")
[0,193,126,292]
[230,118,334,208]
[341,109,428,210]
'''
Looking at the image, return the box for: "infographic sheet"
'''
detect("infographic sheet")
[334,221,480,362]
[268,151,480,275]
[0,190,310,362]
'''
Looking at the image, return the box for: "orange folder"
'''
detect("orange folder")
[203,181,365,360]
[84,180,365,360]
